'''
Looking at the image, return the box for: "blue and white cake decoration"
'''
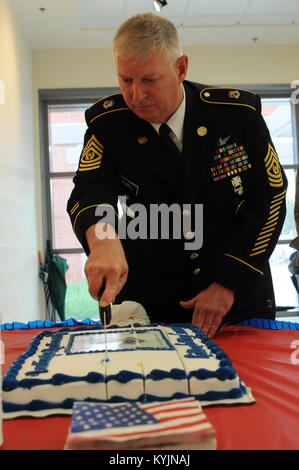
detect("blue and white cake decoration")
[2,321,255,419]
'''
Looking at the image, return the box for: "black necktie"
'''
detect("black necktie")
[159,123,181,161]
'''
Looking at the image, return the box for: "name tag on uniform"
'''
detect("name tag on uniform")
[118,174,139,196]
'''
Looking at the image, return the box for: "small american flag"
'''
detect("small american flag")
[65,398,216,450]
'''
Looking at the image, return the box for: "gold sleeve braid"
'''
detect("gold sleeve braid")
[250,189,286,257]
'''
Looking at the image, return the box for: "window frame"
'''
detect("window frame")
[39,87,119,255]
[230,84,299,246]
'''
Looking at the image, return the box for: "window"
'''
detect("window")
[40,89,118,320]
[261,96,299,311]
[40,86,299,321]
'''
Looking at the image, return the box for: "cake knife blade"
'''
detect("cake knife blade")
[98,281,111,401]
[98,281,111,327]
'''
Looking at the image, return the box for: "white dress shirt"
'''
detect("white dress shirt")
[151,86,186,153]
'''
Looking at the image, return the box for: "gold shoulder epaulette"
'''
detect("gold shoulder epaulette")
[200,87,257,111]
[86,93,129,125]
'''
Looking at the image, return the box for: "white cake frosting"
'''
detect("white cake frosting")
[2,313,255,419]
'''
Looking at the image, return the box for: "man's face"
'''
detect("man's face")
[115,49,188,124]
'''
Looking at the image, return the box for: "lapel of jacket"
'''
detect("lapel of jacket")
[181,82,218,203]
[130,113,179,192]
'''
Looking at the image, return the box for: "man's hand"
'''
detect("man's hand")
[84,223,129,306]
[180,282,235,337]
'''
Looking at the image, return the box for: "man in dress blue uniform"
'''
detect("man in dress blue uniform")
[67,13,287,337]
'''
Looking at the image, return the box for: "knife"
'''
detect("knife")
[98,281,111,395]
[98,280,112,327]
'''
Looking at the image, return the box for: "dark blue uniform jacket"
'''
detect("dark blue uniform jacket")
[67,81,287,324]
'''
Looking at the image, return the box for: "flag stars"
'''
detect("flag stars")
[71,402,159,434]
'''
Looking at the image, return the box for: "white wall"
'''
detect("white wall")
[0,0,41,323]
[32,43,299,89]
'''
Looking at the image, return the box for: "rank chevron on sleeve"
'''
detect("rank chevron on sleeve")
[79,134,104,172]
[264,143,283,187]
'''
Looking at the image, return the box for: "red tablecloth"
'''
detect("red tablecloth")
[1,324,299,450]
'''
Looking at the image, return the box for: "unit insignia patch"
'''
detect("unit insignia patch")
[228,90,240,99]
[103,99,115,110]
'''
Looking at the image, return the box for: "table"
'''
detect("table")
[1,319,299,450]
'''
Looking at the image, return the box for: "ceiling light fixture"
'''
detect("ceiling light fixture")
[153,1,168,13]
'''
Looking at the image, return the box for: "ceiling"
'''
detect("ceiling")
[10,0,299,49]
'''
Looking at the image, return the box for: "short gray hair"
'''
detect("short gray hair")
[113,13,183,65]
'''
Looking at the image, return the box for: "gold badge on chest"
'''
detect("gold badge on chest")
[197,126,208,137]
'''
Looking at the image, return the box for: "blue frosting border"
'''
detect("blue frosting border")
[2,316,299,331]
[0,318,146,330]
[2,325,177,392]
[2,323,247,414]
[3,384,245,414]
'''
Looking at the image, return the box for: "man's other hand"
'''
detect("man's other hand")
[180,282,235,337]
